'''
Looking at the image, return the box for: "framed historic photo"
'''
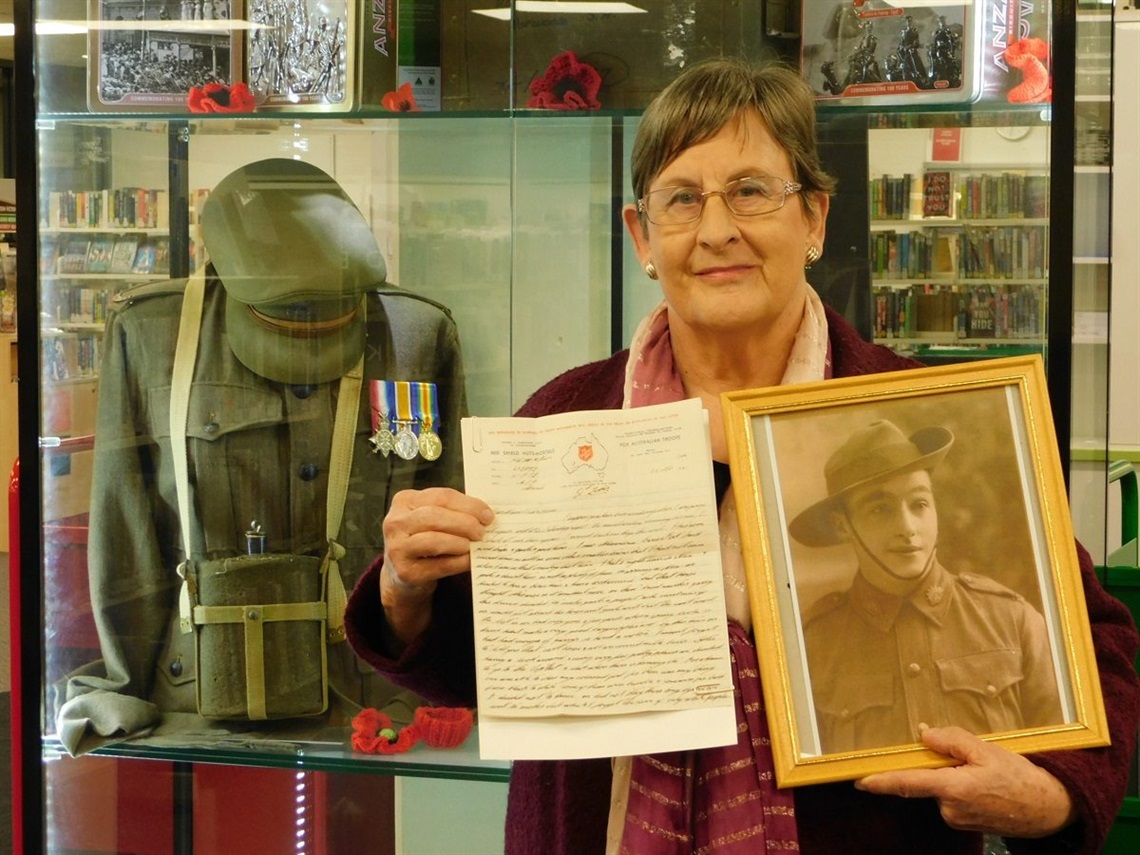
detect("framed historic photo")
[245,0,356,111]
[87,0,246,112]
[721,355,1109,787]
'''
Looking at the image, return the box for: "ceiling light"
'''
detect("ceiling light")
[0,19,270,37]
[473,2,647,21]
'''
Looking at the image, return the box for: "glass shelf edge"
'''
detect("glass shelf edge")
[34,99,1055,125]
[41,735,512,782]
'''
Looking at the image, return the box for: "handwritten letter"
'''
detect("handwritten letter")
[462,399,737,760]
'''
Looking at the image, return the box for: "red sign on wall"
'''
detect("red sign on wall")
[931,127,963,162]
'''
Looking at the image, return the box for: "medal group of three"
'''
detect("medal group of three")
[369,380,442,461]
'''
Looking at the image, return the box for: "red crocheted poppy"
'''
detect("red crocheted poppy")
[526,51,602,111]
[351,708,421,754]
[187,82,256,114]
[382,82,420,112]
[414,706,474,749]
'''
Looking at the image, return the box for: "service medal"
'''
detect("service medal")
[369,380,399,457]
[394,425,420,461]
[370,427,395,456]
[418,428,442,461]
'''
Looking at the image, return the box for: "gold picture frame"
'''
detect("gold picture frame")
[721,355,1109,787]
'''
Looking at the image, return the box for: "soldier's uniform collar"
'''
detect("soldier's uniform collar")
[849,560,953,631]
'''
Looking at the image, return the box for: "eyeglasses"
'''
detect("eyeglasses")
[637,175,803,226]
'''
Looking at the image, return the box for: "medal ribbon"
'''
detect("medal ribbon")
[368,380,396,433]
[394,381,415,428]
[411,382,439,435]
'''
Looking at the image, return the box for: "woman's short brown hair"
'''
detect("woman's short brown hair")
[630,57,836,222]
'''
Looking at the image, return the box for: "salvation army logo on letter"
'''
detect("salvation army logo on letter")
[563,435,608,474]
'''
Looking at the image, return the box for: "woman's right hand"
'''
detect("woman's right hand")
[379,487,494,644]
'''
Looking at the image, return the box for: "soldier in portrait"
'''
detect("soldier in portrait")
[789,419,1063,754]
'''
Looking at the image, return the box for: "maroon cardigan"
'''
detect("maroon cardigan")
[347,307,1140,855]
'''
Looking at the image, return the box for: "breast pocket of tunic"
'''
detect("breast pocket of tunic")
[149,381,286,552]
[812,672,896,752]
[936,648,1027,733]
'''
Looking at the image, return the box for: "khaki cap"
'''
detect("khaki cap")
[200,158,386,384]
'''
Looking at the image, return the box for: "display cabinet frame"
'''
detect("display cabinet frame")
[11,2,1108,852]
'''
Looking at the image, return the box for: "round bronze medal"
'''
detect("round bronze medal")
[418,429,442,461]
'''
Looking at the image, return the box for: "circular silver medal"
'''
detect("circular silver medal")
[394,426,420,461]
[418,429,442,461]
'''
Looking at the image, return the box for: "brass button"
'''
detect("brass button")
[907,662,922,676]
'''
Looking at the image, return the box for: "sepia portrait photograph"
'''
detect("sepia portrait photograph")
[722,356,1109,787]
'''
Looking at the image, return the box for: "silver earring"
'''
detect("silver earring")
[805,246,821,268]
[645,262,658,280]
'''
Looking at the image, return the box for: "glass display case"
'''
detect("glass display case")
[1068,1,1115,561]
[13,1,1125,853]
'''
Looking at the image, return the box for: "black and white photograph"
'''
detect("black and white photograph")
[722,356,1110,786]
[88,0,243,111]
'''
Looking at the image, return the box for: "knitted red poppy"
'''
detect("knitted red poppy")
[526,51,602,111]
[351,708,421,755]
[382,82,420,112]
[1004,39,1051,104]
[414,706,474,749]
[187,82,256,113]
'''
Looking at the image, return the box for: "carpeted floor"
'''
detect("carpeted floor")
[1,690,11,854]
[2,546,13,853]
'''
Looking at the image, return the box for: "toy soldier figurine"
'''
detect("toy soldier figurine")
[848,22,883,85]
[928,15,963,88]
[894,15,929,88]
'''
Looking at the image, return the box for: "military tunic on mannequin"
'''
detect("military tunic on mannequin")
[57,159,466,755]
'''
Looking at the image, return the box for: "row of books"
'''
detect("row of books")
[43,235,170,277]
[871,229,946,280]
[870,171,1050,221]
[871,225,1048,281]
[957,173,1049,220]
[873,283,1044,341]
[869,174,914,220]
[43,333,101,382]
[45,187,170,230]
[959,225,1048,281]
[48,287,118,327]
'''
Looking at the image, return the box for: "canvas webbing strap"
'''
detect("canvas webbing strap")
[168,274,362,716]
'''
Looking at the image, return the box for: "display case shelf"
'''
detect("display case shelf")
[43,731,511,783]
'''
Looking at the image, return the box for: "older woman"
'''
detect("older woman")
[346,58,1140,854]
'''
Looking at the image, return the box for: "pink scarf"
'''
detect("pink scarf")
[619,622,800,854]
[610,295,830,854]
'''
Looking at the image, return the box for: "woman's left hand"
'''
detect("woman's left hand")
[854,725,1077,839]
